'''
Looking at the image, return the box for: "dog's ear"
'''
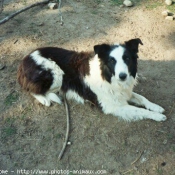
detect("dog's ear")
[94,45,100,54]
[94,44,111,59]
[125,38,143,53]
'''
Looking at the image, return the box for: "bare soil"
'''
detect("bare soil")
[0,0,175,174]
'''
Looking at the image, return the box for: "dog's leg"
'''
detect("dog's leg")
[128,92,165,114]
[46,93,62,104]
[115,105,166,121]
[66,90,84,104]
[31,93,51,106]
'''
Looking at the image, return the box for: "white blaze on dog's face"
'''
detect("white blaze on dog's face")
[94,38,143,84]
[109,46,129,82]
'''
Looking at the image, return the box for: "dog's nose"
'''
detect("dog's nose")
[119,73,127,81]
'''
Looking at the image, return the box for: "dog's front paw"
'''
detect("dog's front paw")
[145,102,165,114]
[149,113,167,122]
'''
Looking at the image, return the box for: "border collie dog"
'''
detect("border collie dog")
[17,38,166,122]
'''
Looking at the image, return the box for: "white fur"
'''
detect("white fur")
[114,105,166,121]
[32,94,51,106]
[129,92,165,113]
[30,48,166,122]
[84,50,166,122]
[46,93,62,104]
[32,92,62,106]
[66,90,84,104]
[110,46,129,81]
[84,54,135,114]
[30,51,64,106]
[31,51,64,91]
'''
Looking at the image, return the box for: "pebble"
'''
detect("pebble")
[48,3,58,10]
[165,0,173,5]
[163,139,167,144]
[123,0,133,7]
[162,10,169,17]
[165,16,174,20]
[141,157,147,163]
[67,141,71,145]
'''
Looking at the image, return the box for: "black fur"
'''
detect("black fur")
[18,38,142,107]
[94,44,117,83]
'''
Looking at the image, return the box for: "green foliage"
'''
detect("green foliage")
[5,91,19,106]
[111,0,144,6]
[1,117,17,140]
[172,146,175,152]
[156,167,163,175]
[95,0,102,4]
[111,0,175,14]
[1,127,17,139]
[167,3,175,13]
[111,0,123,6]
[68,173,76,175]
[145,1,163,9]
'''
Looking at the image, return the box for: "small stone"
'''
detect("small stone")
[48,3,58,10]
[162,10,169,17]
[165,0,173,5]
[38,23,44,26]
[123,0,133,7]
[163,139,167,144]
[67,141,71,145]
[165,16,174,20]
[140,157,147,163]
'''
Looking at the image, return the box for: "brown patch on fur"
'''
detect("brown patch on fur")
[17,47,94,97]
[71,51,94,76]
[17,55,53,95]
[17,60,40,94]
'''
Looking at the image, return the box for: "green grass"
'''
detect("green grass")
[91,10,98,15]
[111,0,144,6]
[95,0,102,4]
[20,114,27,120]
[4,117,16,125]
[68,173,76,175]
[22,0,27,5]
[111,0,165,9]
[1,117,17,141]
[14,18,24,24]
[4,91,19,106]
[167,3,175,13]
[167,133,174,139]
[172,146,175,152]
[1,127,17,139]
[156,167,163,175]
[111,0,123,6]
[145,1,164,9]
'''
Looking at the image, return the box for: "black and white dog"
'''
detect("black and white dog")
[17,38,166,121]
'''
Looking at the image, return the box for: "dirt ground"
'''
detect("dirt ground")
[0,0,175,174]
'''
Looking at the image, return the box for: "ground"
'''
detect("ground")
[0,0,175,174]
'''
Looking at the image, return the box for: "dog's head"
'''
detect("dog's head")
[94,38,143,84]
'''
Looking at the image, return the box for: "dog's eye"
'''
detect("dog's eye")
[109,57,116,64]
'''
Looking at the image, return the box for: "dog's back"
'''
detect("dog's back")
[17,47,94,106]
